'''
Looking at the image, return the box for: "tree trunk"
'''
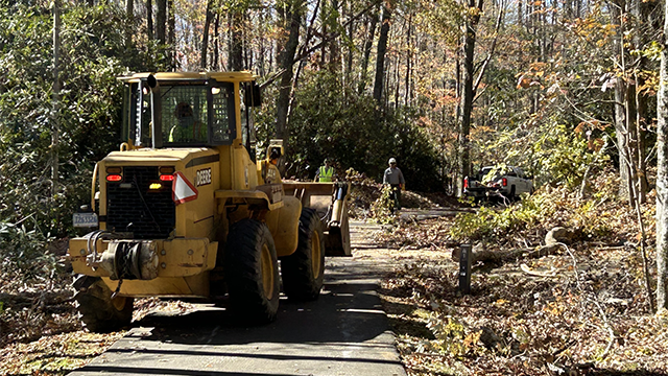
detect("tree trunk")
[373,1,392,104]
[457,0,483,197]
[125,0,134,49]
[615,77,634,203]
[358,6,378,94]
[167,0,175,69]
[156,0,166,44]
[344,1,353,88]
[229,7,244,71]
[405,11,412,106]
[213,12,220,71]
[330,0,341,73]
[611,1,643,206]
[276,0,304,145]
[631,0,649,203]
[51,0,61,195]
[200,0,214,69]
[147,0,153,41]
[656,0,668,311]
[259,9,266,76]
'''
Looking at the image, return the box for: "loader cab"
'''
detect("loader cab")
[120,72,261,152]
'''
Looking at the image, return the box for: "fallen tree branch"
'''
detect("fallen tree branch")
[519,263,559,278]
[451,243,560,264]
[561,242,616,362]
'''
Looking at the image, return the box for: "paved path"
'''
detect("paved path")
[68,221,406,376]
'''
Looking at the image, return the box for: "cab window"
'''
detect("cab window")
[211,84,235,144]
[161,85,208,145]
[239,87,257,161]
[123,82,152,146]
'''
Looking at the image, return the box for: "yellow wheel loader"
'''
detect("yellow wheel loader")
[67,72,351,332]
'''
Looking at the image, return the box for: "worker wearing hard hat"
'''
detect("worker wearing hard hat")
[383,158,405,211]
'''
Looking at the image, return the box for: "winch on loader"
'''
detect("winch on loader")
[67,72,351,332]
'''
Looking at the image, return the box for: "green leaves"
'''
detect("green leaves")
[0,3,162,282]
[285,70,444,191]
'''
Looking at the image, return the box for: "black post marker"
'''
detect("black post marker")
[459,243,472,295]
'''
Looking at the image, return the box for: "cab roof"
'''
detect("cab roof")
[118,71,257,84]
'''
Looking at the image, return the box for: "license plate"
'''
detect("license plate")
[73,212,98,228]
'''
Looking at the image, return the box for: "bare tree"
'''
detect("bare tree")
[168,0,175,69]
[201,0,214,69]
[656,0,668,311]
[125,0,134,48]
[147,0,153,41]
[51,0,61,194]
[276,0,305,145]
[457,0,483,196]
[156,0,166,44]
[358,4,378,94]
[373,0,392,104]
[229,6,245,71]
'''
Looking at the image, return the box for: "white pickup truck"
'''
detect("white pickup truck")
[464,165,533,202]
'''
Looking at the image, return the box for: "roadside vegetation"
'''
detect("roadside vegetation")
[374,170,666,375]
[2,0,668,374]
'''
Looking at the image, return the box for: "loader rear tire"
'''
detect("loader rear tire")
[224,219,280,324]
[73,277,133,333]
[281,208,325,301]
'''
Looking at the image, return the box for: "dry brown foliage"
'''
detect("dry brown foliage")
[376,172,666,375]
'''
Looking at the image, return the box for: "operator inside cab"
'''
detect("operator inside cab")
[169,102,206,142]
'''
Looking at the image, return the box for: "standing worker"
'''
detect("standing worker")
[383,158,405,211]
[315,159,336,182]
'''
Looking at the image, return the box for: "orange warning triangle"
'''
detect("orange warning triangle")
[172,171,198,205]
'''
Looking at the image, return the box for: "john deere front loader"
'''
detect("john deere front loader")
[67,72,351,332]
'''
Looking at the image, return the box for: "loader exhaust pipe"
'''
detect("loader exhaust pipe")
[146,74,161,148]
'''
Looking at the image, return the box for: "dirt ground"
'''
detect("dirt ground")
[363,209,668,376]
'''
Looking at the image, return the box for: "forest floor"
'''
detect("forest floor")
[1,181,667,375]
[368,189,668,375]
[374,216,668,375]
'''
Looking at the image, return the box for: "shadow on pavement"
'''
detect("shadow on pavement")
[131,280,388,345]
[67,228,407,376]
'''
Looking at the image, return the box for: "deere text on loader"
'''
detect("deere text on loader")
[67,72,351,332]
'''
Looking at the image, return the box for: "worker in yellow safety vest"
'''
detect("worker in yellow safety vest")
[315,159,336,182]
[169,102,206,142]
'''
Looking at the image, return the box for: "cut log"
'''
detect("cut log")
[451,243,562,264]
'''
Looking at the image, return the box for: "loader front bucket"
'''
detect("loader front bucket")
[283,181,352,256]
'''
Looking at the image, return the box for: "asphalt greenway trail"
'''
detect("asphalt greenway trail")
[67,220,407,376]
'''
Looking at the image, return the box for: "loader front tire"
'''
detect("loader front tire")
[73,276,133,333]
[224,219,279,324]
[281,208,325,301]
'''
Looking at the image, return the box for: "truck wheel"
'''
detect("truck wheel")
[73,276,133,333]
[224,219,279,324]
[281,208,325,301]
[509,185,516,201]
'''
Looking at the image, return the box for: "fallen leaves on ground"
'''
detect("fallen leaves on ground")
[374,176,666,375]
